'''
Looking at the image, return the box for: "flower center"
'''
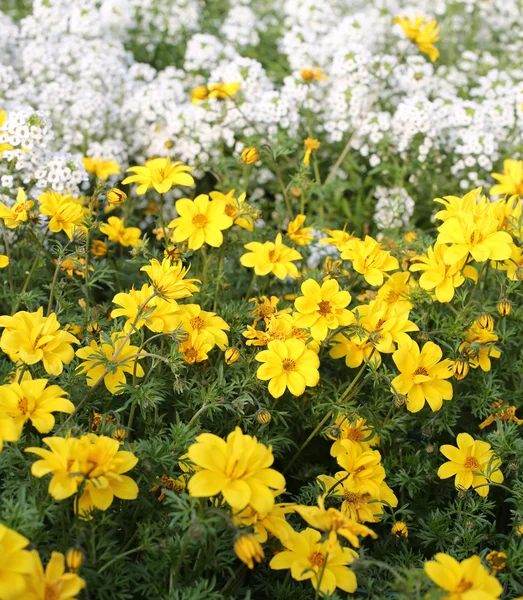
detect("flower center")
[190,316,205,330]
[455,578,473,593]
[17,397,29,414]
[192,214,208,228]
[375,318,385,329]
[308,551,325,569]
[259,305,275,317]
[281,358,296,372]
[184,348,199,362]
[317,300,332,316]
[45,583,60,600]
[343,490,370,508]
[386,290,400,303]
[413,366,429,377]
[268,249,276,262]
[464,456,480,470]
[469,231,483,245]
[345,428,362,442]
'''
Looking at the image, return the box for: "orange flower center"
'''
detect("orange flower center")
[17,397,29,414]
[190,316,205,330]
[413,366,429,377]
[281,358,296,372]
[469,231,484,245]
[268,249,276,262]
[192,213,208,228]
[375,318,385,329]
[184,348,199,363]
[317,300,332,316]
[308,551,325,569]
[45,583,60,600]
[386,290,400,303]
[455,578,473,593]
[345,428,362,442]
[464,456,480,470]
[343,490,370,508]
[258,305,275,317]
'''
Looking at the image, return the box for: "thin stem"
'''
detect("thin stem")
[172,534,191,589]
[245,272,257,300]
[97,545,147,575]
[47,256,63,316]
[12,230,48,313]
[213,234,227,312]
[159,193,168,241]
[272,153,293,220]
[2,225,14,293]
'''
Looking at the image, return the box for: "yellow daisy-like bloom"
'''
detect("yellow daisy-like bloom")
[0,308,79,376]
[303,137,320,166]
[76,332,145,394]
[38,191,85,239]
[393,15,440,62]
[179,331,214,364]
[241,233,302,280]
[191,85,209,104]
[294,278,352,341]
[0,524,34,600]
[392,339,453,413]
[320,228,354,250]
[24,550,86,600]
[234,534,264,570]
[496,243,523,281]
[0,254,8,268]
[328,415,380,457]
[329,332,378,369]
[333,446,389,497]
[410,243,478,302]
[424,553,503,599]
[376,271,413,310]
[0,409,20,452]
[210,189,258,231]
[437,433,504,497]
[434,187,488,222]
[249,295,291,326]
[207,81,241,100]
[269,528,358,596]
[233,491,295,544]
[300,68,327,81]
[491,159,523,197]
[25,433,139,518]
[0,372,74,435]
[256,338,320,398]
[111,283,181,333]
[168,194,233,250]
[82,157,121,180]
[178,303,230,350]
[0,187,34,229]
[187,426,286,513]
[459,321,501,372]
[287,214,314,246]
[100,216,141,247]
[122,157,194,195]
[140,258,200,300]
[341,236,399,286]
[294,496,377,548]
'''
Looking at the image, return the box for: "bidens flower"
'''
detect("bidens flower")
[24,550,86,600]
[241,147,259,164]
[187,427,285,513]
[141,258,200,300]
[82,156,120,180]
[341,236,399,286]
[491,159,523,197]
[0,524,34,599]
[122,157,194,194]
[393,15,440,62]
[287,214,314,246]
[256,338,320,398]
[38,191,85,239]
[234,534,264,569]
[0,187,34,228]
[100,216,141,247]
[107,188,127,206]
[241,233,302,279]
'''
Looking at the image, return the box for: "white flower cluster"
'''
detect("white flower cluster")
[374,186,415,231]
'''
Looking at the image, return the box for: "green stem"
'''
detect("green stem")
[172,534,191,589]
[213,234,227,312]
[2,225,14,293]
[245,272,257,300]
[97,545,147,575]
[272,154,293,220]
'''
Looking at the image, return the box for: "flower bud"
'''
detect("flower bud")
[224,347,240,365]
[452,358,469,381]
[498,300,511,317]
[477,314,494,331]
[256,409,272,425]
[391,522,408,538]
[241,147,259,165]
[91,240,108,257]
[486,551,507,571]
[107,188,126,206]
[191,86,209,104]
[113,427,127,445]
[234,534,264,569]
[515,265,523,281]
[393,393,407,408]
[66,549,84,572]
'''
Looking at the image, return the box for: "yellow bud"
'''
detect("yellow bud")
[107,188,127,206]
[290,186,303,198]
[113,427,127,445]
[191,86,209,104]
[66,549,84,572]
[498,300,512,317]
[452,358,469,381]
[256,409,272,425]
[234,534,264,569]
[391,522,408,538]
[241,147,259,165]
[393,393,407,408]
[486,551,507,571]
[91,240,108,257]
[224,347,240,365]
[477,314,494,331]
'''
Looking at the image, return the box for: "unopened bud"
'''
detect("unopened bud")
[498,300,511,317]
[66,549,83,572]
[107,188,126,206]
[393,393,407,408]
[477,314,494,331]
[256,409,272,425]
[224,347,240,365]
[241,147,259,165]
[452,358,469,381]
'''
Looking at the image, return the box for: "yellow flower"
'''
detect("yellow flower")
[437,433,504,497]
[491,159,523,196]
[234,534,264,569]
[38,191,85,239]
[82,157,120,180]
[0,372,74,434]
[0,108,14,155]
[241,147,259,164]
[287,214,314,246]
[241,233,302,279]
[168,194,233,250]
[393,15,440,62]
[140,258,200,300]
[320,228,353,250]
[0,308,79,375]
[249,295,291,326]
[0,188,34,228]
[0,410,20,452]
[76,332,145,394]
[495,243,523,281]
[486,551,507,571]
[303,137,320,166]
[207,82,241,100]
[376,271,413,310]
[0,523,34,600]
[391,339,453,413]
[25,433,139,518]
[100,216,141,247]
[224,347,240,365]
[187,426,286,513]
[434,187,487,222]
[459,320,501,372]
[269,528,358,596]
[294,496,377,548]
[329,332,377,369]
[300,68,327,81]
[233,492,295,543]
[0,255,9,268]
[452,357,469,381]
[24,550,86,600]
[424,553,502,599]
[410,243,478,302]
[210,189,258,232]
[106,188,127,205]
[294,278,352,341]
[65,549,83,573]
[91,240,108,256]
[178,303,230,350]
[111,284,180,334]
[122,157,194,194]
[497,299,511,317]
[328,415,379,457]
[256,338,320,398]
[191,85,209,104]
[341,236,399,286]
[391,522,409,538]
[179,331,214,364]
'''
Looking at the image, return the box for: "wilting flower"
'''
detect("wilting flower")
[491,159,523,197]
[424,553,502,599]
[141,258,200,300]
[303,138,320,166]
[256,338,320,398]
[241,147,259,164]
[437,433,503,497]
[391,339,453,413]
[270,528,358,596]
[187,426,285,513]
[82,157,120,180]
[76,333,145,394]
[241,233,302,279]
[234,534,264,569]
[0,187,34,228]
[287,214,314,246]
[38,191,85,239]
[100,216,141,247]
[122,157,194,194]
[341,236,399,286]
[393,15,440,62]
[0,308,79,375]
[169,194,233,250]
